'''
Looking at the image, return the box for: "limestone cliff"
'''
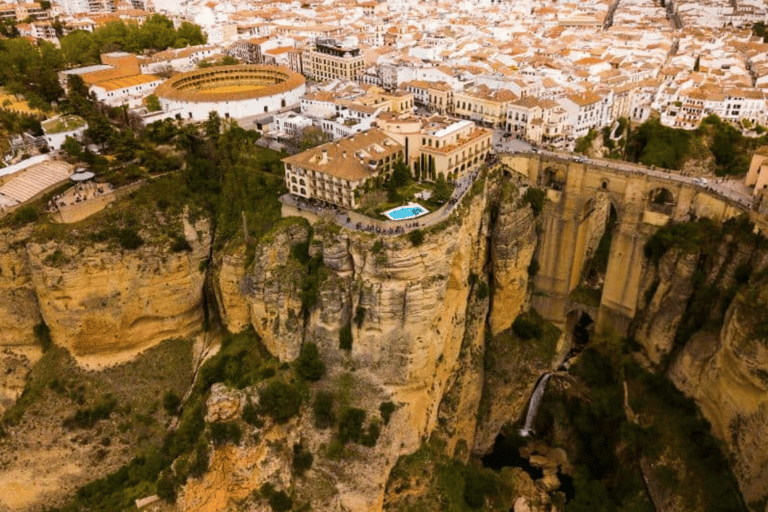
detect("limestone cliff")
[488,185,537,336]
[212,185,501,510]
[633,248,699,367]
[0,227,41,348]
[670,291,768,505]
[632,228,768,506]
[25,217,211,366]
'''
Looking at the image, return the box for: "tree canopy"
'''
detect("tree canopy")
[60,15,207,66]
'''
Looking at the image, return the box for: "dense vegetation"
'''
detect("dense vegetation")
[0,15,205,112]
[60,15,206,67]
[532,339,745,512]
[45,329,280,511]
[576,115,767,175]
[386,438,515,511]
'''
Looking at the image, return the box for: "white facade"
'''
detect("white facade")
[159,84,305,122]
[91,77,164,108]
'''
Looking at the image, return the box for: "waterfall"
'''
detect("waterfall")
[519,373,552,437]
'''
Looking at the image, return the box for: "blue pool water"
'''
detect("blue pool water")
[385,205,428,220]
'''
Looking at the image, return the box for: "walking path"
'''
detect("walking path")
[536,148,753,208]
[282,147,755,236]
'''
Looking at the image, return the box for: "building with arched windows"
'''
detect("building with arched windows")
[153,65,306,122]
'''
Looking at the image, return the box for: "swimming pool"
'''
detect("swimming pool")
[383,203,429,221]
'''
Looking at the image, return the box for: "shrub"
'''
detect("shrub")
[292,443,313,477]
[268,490,292,512]
[259,380,302,423]
[339,323,353,351]
[117,228,144,250]
[171,236,192,252]
[11,205,39,225]
[313,391,335,429]
[476,281,489,300]
[156,472,176,503]
[33,322,52,352]
[512,316,542,340]
[361,421,380,447]
[338,407,366,444]
[295,342,325,381]
[522,187,545,216]
[242,402,263,427]
[379,401,395,425]
[209,421,242,446]
[354,306,366,328]
[162,391,181,416]
[371,240,384,253]
[63,394,118,429]
[408,229,425,246]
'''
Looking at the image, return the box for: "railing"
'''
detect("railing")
[280,163,495,235]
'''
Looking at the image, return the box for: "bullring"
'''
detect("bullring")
[153,65,306,121]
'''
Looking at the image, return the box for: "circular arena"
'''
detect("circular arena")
[154,65,306,122]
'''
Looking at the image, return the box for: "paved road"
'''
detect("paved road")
[492,131,533,154]
[531,148,753,209]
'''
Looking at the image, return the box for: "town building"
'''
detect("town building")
[376,112,493,180]
[302,39,365,82]
[282,128,404,209]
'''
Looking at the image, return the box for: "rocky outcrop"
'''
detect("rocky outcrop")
[489,188,536,336]
[634,249,699,366]
[0,227,42,348]
[669,294,768,505]
[213,188,497,511]
[25,217,211,365]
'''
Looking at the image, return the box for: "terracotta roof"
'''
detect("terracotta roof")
[282,128,403,181]
[154,65,305,103]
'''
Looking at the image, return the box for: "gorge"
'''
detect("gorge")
[0,152,767,512]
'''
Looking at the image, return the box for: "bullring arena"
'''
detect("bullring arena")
[153,65,306,121]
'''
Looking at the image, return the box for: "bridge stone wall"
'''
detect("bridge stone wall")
[502,153,747,335]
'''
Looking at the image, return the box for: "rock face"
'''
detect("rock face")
[0,227,42,348]
[634,249,699,367]
[24,217,211,365]
[489,187,537,336]
[214,186,512,510]
[670,296,768,504]
[634,234,768,505]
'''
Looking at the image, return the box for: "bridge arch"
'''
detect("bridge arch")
[647,187,676,215]
[541,166,566,190]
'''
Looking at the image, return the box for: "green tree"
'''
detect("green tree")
[60,30,100,66]
[145,94,161,112]
[204,110,221,138]
[390,159,411,187]
[295,342,325,381]
[431,173,452,204]
[62,136,82,159]
[313,391,335,429]
[86,114,115,148]
[175,22,207,47]
[259,380,302,423]
[338,407,366,444]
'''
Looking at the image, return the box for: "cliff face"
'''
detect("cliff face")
[633,248,699,366]
[0,228,41,348]
[488,187,537,336]
[670,294,768,505]
[213,186,515,510]
[24,217,211,366]
[633,233,768,506]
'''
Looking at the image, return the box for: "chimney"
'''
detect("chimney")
[320,149,328,164]
[342,151,347,158]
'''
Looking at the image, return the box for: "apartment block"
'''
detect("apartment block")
[283,129,404,209]
[302,39,365,82]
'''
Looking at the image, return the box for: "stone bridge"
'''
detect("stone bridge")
[500,153,748,336]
